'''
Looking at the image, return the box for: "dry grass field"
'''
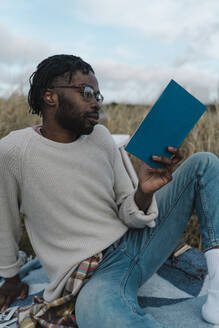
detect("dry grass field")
[0,92,218,255]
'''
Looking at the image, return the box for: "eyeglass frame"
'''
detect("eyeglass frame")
[49,83,104,104]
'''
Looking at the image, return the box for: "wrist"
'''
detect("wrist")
[5,274,21,284]
[134,186,153,213]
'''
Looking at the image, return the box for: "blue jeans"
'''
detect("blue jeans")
[75,152,219,328]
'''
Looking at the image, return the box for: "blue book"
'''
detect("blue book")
[125,79,207,168]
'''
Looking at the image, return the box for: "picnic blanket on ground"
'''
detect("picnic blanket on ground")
[3,248,214,327]
[17,253,102,327]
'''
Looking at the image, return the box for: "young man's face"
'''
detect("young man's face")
[53,71,102,137]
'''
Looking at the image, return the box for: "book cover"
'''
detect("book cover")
[125,79,207,168]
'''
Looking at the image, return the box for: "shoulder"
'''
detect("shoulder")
[88,124,119,165]
[88,124,118,154]
[89,124,116,148]
[92,124,112,138]
[0,127,32,162]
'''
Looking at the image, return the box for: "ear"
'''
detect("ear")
[43,90,57,107]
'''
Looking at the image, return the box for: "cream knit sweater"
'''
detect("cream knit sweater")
[0,124,158,301]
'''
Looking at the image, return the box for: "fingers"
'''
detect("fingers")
[152,155,173,166]
[167,146,183,164]
[2,296,11,312]
[0,295,5,312]
[0,281,29,313]
[20,283,29,300]
[0,295,12,313]
[151,147,183,167]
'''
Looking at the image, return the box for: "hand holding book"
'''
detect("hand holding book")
[140,146,182,192]
[134,146,183,212]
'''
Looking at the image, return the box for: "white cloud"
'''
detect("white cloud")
[0,24,50,65]
[0,23,54,97]
[0,1,218,103]
[75,0,218,37]
[95,59,217,103]
[71,0,219,103]
[75,0,219,61]
[0,56,216,104]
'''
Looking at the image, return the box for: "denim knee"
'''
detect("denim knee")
[186,152,218,174]
[188,151,217,162]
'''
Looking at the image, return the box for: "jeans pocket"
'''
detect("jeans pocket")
[166,248,207,280]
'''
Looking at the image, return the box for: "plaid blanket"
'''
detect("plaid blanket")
[18,253,103,327]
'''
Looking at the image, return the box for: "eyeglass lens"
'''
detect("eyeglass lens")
[83,85,103,104]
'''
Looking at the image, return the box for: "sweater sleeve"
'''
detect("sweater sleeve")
[112,139,158,228]
[0,140,23,277]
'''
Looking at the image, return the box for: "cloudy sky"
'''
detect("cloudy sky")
[0,0,219,104]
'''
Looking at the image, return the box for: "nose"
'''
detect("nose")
[90,97,101,111]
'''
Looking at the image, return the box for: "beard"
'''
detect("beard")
[55,94,94,137]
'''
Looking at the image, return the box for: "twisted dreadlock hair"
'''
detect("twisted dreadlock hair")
[28,54,95,116]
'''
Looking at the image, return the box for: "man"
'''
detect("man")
[0,54,218,327]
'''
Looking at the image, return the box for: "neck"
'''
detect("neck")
[41,122,78,143]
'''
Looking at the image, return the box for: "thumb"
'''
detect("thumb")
[20,283,29,300]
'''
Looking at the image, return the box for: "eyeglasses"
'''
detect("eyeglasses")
[50,84,104,105]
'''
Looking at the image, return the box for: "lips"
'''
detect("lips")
[86,112,99,125]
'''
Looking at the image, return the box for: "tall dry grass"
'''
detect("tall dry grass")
[0,93,218,253]
[0,92,41,138]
